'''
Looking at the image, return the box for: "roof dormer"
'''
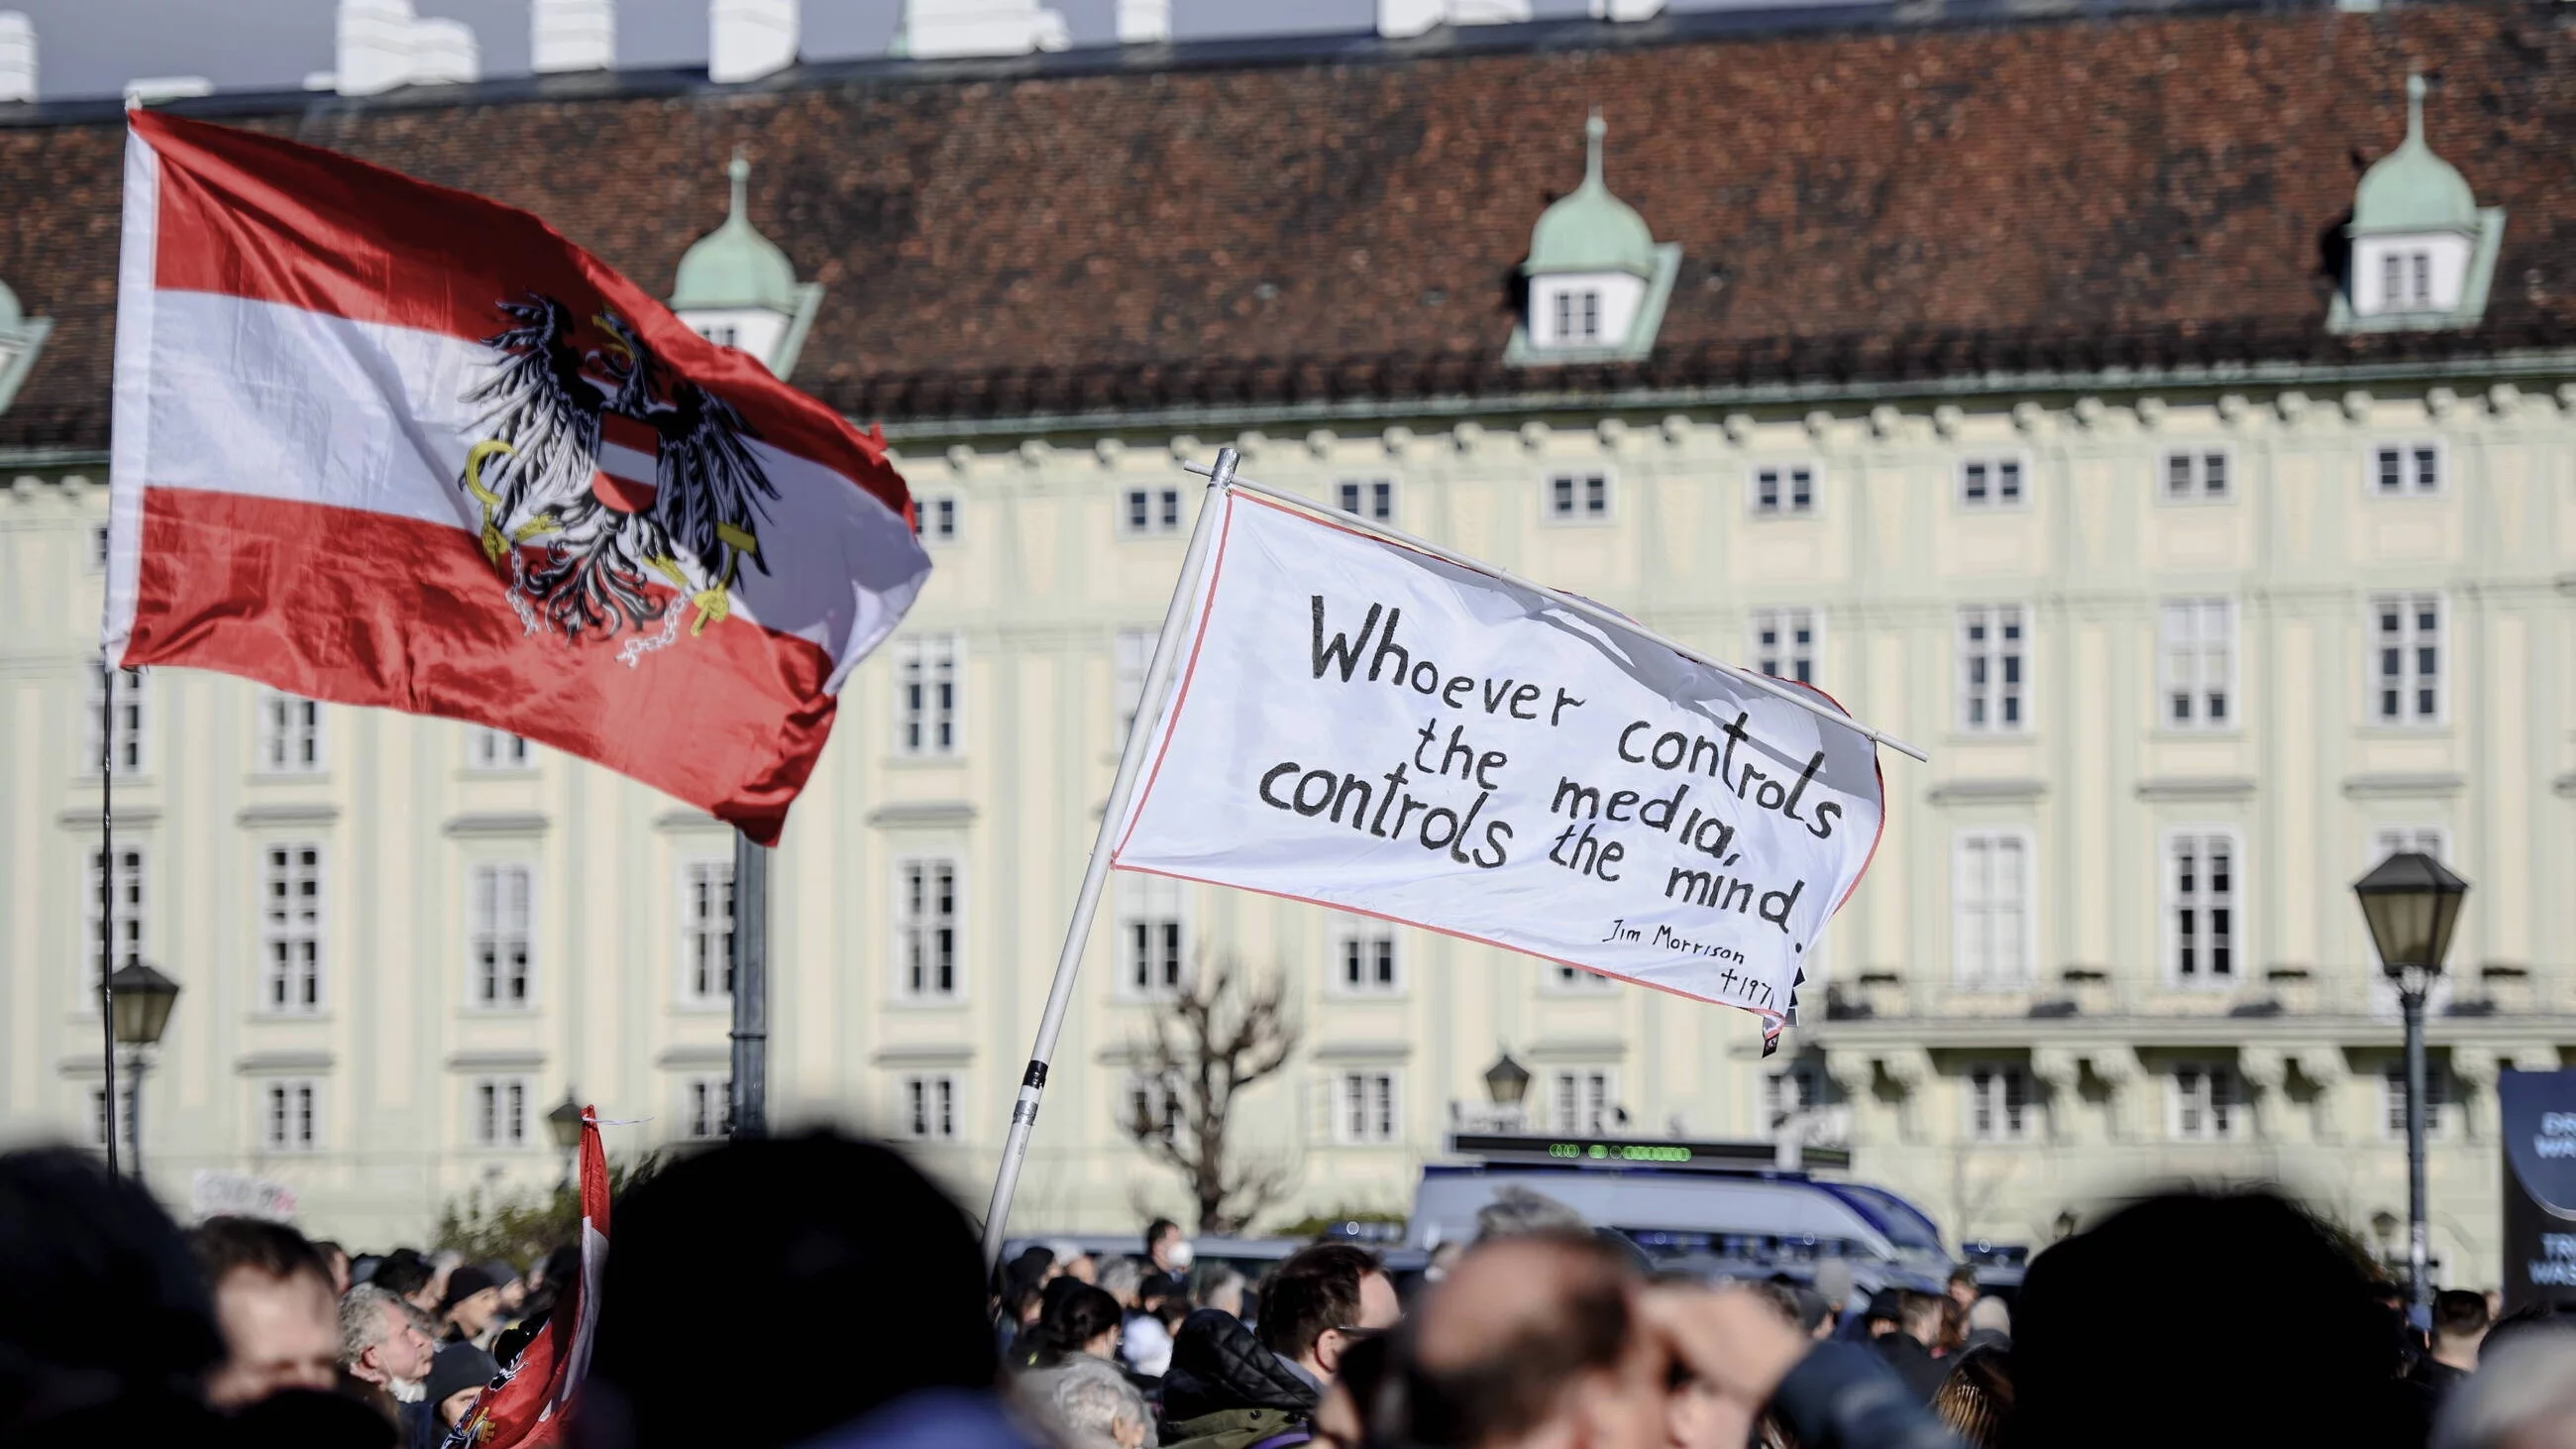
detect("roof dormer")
[1507,111,1680,367]
[2329,74,2504,334]
[669,155,823,379]
[0,275,54,415]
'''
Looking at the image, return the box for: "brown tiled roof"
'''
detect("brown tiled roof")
[6,0,2576,450]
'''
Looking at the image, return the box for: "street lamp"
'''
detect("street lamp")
[2353,849,2469,1319]
[546,1092,584,1192]
[107,962,180,1185]
[1483,1052,1531,1131]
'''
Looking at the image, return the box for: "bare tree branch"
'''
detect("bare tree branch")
[1119,953,1303,1234]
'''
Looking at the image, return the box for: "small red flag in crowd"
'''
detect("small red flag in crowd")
[455,1106,610,1449]
[106,111,930,843]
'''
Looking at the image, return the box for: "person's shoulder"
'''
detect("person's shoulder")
[794,1388,1043,1449]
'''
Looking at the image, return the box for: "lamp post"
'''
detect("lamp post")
[546,1092,584,1193]
[2353,850,2469,1319]
[106,962,180,1185]
[1483,1052,1531,1132]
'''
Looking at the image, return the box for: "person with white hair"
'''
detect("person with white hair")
[1963,1294,2011,1353]
[1472,1183,1587,1241]
[1047,1362,1154,1449]
[2432,1327,2576,1449]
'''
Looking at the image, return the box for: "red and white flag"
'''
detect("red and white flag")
[105,112,929,842]
[455,1105,610,1449]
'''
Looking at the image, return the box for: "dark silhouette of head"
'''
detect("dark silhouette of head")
[1024,1282,1125,1369]
[0,1147,225,1442]
[2007,1188,2421,1449]
[583,1131,998,1449]
[1933,1345,2014,1447]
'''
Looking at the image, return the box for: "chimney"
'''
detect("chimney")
[0,13,33,104]
[337,0,417,95]
[532,0,614,72]
[709,0,797,83]
[894,0,1069,58]
[1115,0,1168,45]
[408,17,481,84]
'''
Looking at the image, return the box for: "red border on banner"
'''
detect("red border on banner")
[1107,489,1895,1027]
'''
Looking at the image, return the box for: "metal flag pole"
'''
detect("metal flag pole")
[97,656,120,1178]
[978,447,1239,1272]
[727,829,770,1139]
[1185,462,1929,763]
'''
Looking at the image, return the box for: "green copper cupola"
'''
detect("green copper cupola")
[1508,109,1680,367]
[2329,74,2504,334]
[669,154,823,377]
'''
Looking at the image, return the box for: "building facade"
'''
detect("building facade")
[2,0,2573,1281]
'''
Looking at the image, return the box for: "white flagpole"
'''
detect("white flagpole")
[1185,462,1929,763]
[978,447,1238,1272]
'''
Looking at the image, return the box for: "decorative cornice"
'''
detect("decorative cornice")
[870,1043,977,1066]
[1925,778,2047,805]
[868,801,978,828]
[444,1050,546,1070]
[654,1044,733,1068]
[237,1051,334,1073]
[2340,773,2465,801]
[653,809,727,833]
[2135,776,2257,803]
[444,812,549,837]
[237,802,341,827]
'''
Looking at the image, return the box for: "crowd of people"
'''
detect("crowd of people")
[7,1132,2576,1449]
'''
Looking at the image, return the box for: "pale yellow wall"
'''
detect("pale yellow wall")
[1,382,2569,1280]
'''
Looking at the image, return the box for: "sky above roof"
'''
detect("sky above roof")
[19,0,1795,99]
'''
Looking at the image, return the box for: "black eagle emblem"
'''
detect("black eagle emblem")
[457,294,778,663]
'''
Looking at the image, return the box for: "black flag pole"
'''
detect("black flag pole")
[727,827,769,1139]
[97,656,120,1179]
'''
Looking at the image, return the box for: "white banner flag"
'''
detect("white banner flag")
[1113,491,1885,1029]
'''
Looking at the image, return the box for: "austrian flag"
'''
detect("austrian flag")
[105,112,929,842]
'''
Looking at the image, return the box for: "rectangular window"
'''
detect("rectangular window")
[468,863,534,1007]
[1334,917,1400,994]
[912,495,958,542]
[1959,457,2024,508]
[257,692,323,773]
[2373,443,2442,496]
[1751,608,1819,686]
[259,843,323,1014]
[2167,832,2239,983]
[683,1076,728,1140]
[1551,1069,1616,1134]
[91,522,110,571]
[467,726,531,771]
[471,1076,529,1148]
[1579,289,1601,341]
[1966,1064,2033,1142]
[900,1074,960,1141]
[2372,594,2442,724]
[1336,479,1395,523]
[2170,1064,2242,1141]
[89,1085,111,1150]
[2160,599,2234,729]
[1338,1071,1399,1145]
[2411,252,2431,305]
[1546,473,1610,522]
[1750,465,1816,516]
[1953,832,2031,986]
[1119,873,1185,996]
[1127,1071,1180,1142]
[1552,963,1616,991]
[2163,449,2229,500]
[1957,605,2027,731]
[262,1079,319,1153]
[2382,1061,2454,1139]
[87,664,147,774]
[86,845,147,995]
[1115,628,1155,747]
[2382,252,2405,309]
[897,859,960,999]
[680,858,733,1003]
[895,634,960,755]
[1765,1064,1824,1136]
[1124,487,1182,537]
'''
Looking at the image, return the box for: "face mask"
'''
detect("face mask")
[1167,1240,1195,1271]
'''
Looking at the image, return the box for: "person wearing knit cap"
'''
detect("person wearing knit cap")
[436,1266,504,1348]
[422,1340,499,1434]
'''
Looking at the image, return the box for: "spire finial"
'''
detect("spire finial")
[2405,72,2428,147]
[726,151,751,222]
[1584,107,1606,188]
